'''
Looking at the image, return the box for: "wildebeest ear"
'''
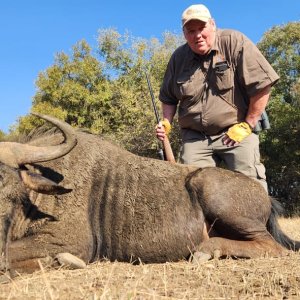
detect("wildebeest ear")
[19,170,72,195]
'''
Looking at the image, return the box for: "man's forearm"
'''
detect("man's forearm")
[245,85,271,129]
[162,103,177,123]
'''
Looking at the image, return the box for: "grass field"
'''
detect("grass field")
[1,218,300,300]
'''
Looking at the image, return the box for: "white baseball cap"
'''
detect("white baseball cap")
[182,4,212,27]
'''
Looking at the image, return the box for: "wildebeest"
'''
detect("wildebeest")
[0,114,299,279]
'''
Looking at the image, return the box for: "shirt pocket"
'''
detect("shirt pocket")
[177,73,197,98]
[211,61,234,91]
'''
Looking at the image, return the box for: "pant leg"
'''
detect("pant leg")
[180,129,268,191]
[214,133,268,192]
[180,129,220,168]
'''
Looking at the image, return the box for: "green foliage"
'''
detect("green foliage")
[15,30,183,158]
[17,102,67,135]
[258,22,300,213]
[260,98,300,213]
[0,130,5,141]
[258,22,300,105]
[96,29,184,156]
[28,40,114,134]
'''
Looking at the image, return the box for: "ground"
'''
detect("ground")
[1,218,300,300]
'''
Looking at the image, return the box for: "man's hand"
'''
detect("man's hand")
[156,118,171,141]
[223,122,252,146]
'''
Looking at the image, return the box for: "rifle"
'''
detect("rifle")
[145,72,175,163]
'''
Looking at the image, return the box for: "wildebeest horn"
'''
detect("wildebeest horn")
[0,113,77,168]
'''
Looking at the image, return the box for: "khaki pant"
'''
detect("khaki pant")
[180,129,268,192]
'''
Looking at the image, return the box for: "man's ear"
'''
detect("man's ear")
[209,18,216,30]
[182,25,188,39]
[20,170,72,195]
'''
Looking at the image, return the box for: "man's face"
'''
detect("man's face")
[183,19,216,55]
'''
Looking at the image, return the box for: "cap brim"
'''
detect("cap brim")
[182,17,210,27]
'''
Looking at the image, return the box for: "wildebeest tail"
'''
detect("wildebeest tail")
[267,198,300,251]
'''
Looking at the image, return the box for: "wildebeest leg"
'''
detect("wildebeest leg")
[0,218,9,272]
[54,253,86,269]
[187,168,287,259]
[0,214,14,281]
[195,235,286,260]
[8,237,87,273]
[194,217,287,260]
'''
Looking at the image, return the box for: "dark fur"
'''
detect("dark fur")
[267,198,300,251]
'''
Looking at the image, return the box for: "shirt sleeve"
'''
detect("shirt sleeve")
[236,35,279,98]
[159,54,180,105]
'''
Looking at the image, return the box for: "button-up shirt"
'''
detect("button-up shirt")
[159,29,279,135]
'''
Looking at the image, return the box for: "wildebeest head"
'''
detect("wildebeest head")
[0,113,77,193]
[0,112,78,196]
[0,113,77,274]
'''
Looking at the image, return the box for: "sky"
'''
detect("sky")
[0,0,299,133]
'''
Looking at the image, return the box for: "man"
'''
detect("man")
[156,4,279,191]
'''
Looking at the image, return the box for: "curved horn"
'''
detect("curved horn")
[0,113,77,168]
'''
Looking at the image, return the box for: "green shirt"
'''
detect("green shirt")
[159,29,279,135]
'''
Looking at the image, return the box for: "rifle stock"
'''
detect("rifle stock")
[163,136,175,163]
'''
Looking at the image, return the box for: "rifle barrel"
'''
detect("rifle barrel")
[145,72,160,124]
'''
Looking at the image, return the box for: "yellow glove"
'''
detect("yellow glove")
[226,122,252,143]
[161,118,171,135]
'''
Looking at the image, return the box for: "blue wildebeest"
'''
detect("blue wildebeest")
[0,114,299,279]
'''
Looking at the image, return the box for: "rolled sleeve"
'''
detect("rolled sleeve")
[237,36,279,97]
[159,54,180,105]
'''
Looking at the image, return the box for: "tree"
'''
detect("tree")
[257,22,300,213]
[0,130,5,141]
[18,40,113,135]
[258,22,300,105]
[96,29,184,156]
[16,30,184,158]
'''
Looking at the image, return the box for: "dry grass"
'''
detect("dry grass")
[1,218,300,300]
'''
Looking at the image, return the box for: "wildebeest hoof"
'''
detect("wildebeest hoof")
[54,253,86,269]
[191,251,212,264]
[213,249,221,259]
[0,272,11,284]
